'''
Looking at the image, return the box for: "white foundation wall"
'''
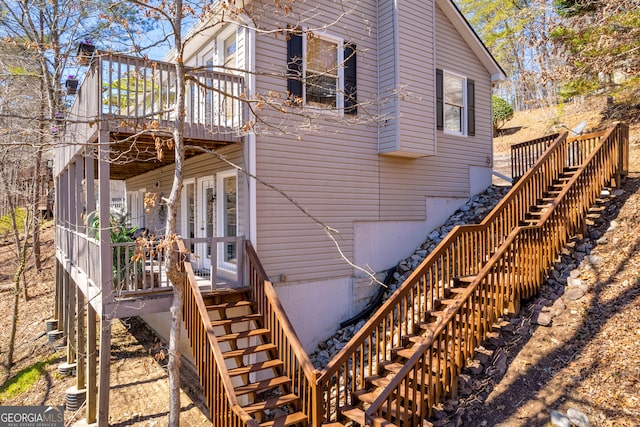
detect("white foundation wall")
[274,277,353,354]
[141,312,195,366]
[353,195,466,274]
[469,165,493,197]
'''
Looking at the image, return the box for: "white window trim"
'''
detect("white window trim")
[443,70,468,137]
[180,178,196,239]
[302,30,345,114]
[216,169,238,274]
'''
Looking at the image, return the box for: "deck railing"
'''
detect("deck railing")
[364,122,628,425]
[245,242,319,425]
[60,51,245,167]
[112,239,171,296]
[179,239,260,427]
[182,236,245,289]
[316,123,628,425]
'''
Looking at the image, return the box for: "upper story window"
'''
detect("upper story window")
[436,69,475,136]
[199,25,238,71]
[223,32,237,68]
[305,36,340,109]
[287,30,358,115]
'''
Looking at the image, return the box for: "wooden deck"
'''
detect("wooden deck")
[57,51,245,180]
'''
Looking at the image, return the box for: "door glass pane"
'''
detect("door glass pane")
[224,33,237,67]
[206,186,215,258]
[186,183,195,251]
[223,175,237,264]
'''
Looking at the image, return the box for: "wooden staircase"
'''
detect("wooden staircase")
[204,289,308,427]
[317,123,628,427]
[329,165,586,426]
[178,123,628,427]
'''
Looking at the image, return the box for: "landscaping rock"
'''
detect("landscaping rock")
[534,311,553,326]
[564,287,586,301]
[567,408,590,427]
[550,410,571,427]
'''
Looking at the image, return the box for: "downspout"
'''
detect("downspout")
[244,21,257,246]
[340,267,396,328]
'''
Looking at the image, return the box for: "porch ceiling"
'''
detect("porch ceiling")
[99,133,239,180]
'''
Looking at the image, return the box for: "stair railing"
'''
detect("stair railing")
[316,124,630,424]
[316,132,566,423]
[178,239,260,427]
[364,123,628,425]
[511,133,560,182]
[245,242,319,425]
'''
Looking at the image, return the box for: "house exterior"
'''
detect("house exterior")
[53,0,504,423]
[137,0,504,352]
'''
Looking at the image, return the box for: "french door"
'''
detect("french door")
[216,171,237,273]
[196,177,216,272]
[182,171,237,278]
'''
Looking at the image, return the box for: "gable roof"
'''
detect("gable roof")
[436,0,507,82]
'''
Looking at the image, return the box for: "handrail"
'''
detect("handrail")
[533,127,616,226]
[364,123,628,423]
[244,242,319,425]
[178,238,259,427]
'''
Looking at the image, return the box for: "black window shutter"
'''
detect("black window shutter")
[287,30,303,100]
[436,69,443,130]
[344,43,357,115]
[467,78,475,136]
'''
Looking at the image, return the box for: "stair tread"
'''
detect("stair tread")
[206,300,252,310]
[340,406,397,426]
[217,328,270,342]
[227,359,283,376]
[201,287,250,298]
[367,374,391,388]
[242,393,299,414]
[259,411,308,427]
[223,343,277,359]
[235,376,291,396]
[210,313,262,327]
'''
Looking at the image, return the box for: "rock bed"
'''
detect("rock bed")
[309,184,511,369]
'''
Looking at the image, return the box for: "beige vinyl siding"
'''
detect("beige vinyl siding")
[435,2,493,165]
[377,0,399,154]
[124,145,247,238]
[396,1,436,156]
[251,0,380,283]
[378,2,493,220]
[377,0,436,157]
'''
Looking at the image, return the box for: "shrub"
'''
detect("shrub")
[492,96,514,134]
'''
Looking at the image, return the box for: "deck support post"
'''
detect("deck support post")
[97,316,111,427]
[62,268,70,348]
[76,290,86,389]
[54,259,61,324]
[86,303,97,424]
[66,273,76,364]
[96,129,113,427]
